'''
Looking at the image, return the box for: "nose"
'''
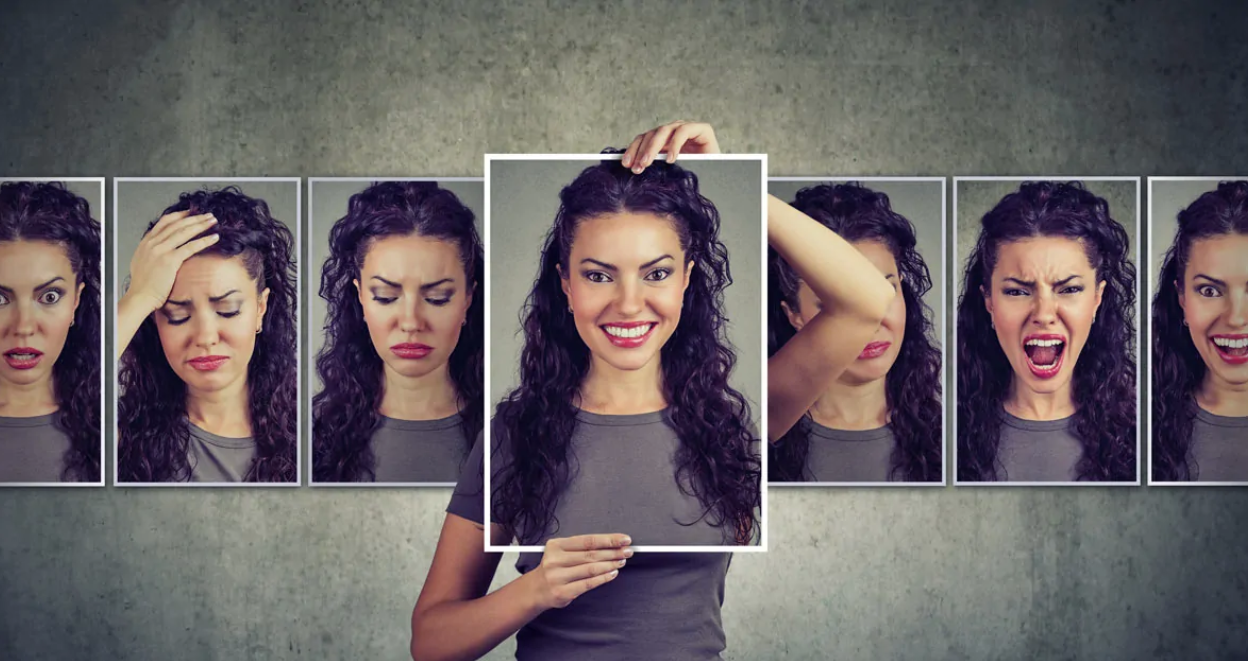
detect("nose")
[192,314,221,348]
[1031,290,1058,326]
[399,300,428,333]
[1229,291,1248,329]
[615,279,644,317]
[11,300,37,338]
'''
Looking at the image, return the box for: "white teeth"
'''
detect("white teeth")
[603,324,653,339]
[6,353,36,360]
[1212,337,1248,349]
[1024,338,1065,347]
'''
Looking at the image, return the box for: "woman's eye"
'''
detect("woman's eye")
[645,268,672,282]
[218,310,241,319]
[0,293,9,306]
[1004,288,1028,297]
[426,297,452,307]
[1197,285,1221,298]
[372,296,397,305]
[1060,286,1084,295]
[39,290,63,305]
[166,315,190,326]
[585,271,611,284]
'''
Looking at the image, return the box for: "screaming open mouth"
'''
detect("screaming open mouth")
[1023,335,1066,379]
[1212,335,1248,365]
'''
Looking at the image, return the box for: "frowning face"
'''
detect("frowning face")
[983,237,1105,397]
[560,211,694,374]
[155,254,269,395]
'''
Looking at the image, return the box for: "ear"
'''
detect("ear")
[73,281,85,316]
[1175,279,1186,311]
[557,263,571,301]
[780,299,805,331]
[256,288,271,330]
[1094,279,1107,312]
[980,284,994,316]
[464,279,475,310]
[353,278,364,304]
[683,260,695,295]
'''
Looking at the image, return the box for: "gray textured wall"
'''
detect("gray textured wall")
[2,1,1247,660]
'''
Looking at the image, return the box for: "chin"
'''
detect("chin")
[596,348,661,373]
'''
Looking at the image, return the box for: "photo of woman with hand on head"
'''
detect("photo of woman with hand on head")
[410,122,760,661]
[768,182,942,483]
[1152,179,1248,483]
[116,184,298,484]
[0,181,102,484]
[956,180,1137,483]
[312,180,483,484]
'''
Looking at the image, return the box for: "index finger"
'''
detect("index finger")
[149,211,215,242]
[562,533,631,552]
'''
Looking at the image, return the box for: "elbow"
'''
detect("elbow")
[860,279,897,327]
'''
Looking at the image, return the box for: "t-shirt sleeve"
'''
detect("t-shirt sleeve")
[445,429,486,524]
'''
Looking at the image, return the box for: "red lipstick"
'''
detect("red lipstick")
[858,341,891,360]
[3,347,43,370]
[1022,333,1066,379]
[600,321,658,349]
[1211,333,1248,366]
[392,343,433,359]
[188,355,229,371]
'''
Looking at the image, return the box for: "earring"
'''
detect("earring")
[461,318,467,327]
[1183,319,1189,327]
[256,327,262,334]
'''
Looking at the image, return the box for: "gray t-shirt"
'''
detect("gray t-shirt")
[0,413,72,483]
[370,413,469,483]
[996,410,1083,482]
[804,420,896,482]
[447,409,735,661]
[187,423,257,483]
[1190,408,1248,482]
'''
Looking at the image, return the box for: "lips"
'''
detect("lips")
[3,347,43,370]
[601,321,658,349]
[188,355,229,371]
[1211,334,1248,366]
[1022,334,1066,379]
[392,343,434,359]
[858,341,891,360]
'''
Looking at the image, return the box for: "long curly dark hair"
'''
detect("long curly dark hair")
[312,181,484,482]
[956,181,1136,481]
[492,158,761,545]
[1152,181,1248,481]
[0,181,101,482]
[118,186,298,482]
[768,183,942,482]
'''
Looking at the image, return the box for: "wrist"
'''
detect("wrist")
[513,570,550,618]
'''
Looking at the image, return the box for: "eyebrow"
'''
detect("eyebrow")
[1194,273,1227,287]
[1003,275,1081,288]
[0,276,66,294]
[370,276,455,291]
[166,290,240,306]
[580,254,674,271]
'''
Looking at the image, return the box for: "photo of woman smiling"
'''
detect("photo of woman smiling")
[115,181,299,484]
[767,180,943,484]
[1151,179,1248,483]
[0,180,102,484]
[955,179,1138,484]
[410,122,761,661]
[311,179,483,484]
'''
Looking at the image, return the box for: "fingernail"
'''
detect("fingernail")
[620,536,631,546]
[632,166,642,174]
[617,559,627,567]
[609,570,619,578]
[621,156,631,167]
[622,547,634,558]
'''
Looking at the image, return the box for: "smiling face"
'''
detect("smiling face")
[0,240,84,390]
[783,240,906,385]
[1178,233,1248,389]
[983,236,1106,398]
[559,211,693,374]
[354,233,472,381]
[155,253,269,395]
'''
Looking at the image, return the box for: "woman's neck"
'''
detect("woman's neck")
[379,363,460,420]
[0,375,57,417]
[186,380,252,438]
[1004,378,1075,421]
[1197,373,1248,417]
[808,377,889,430]
[578,356,667,415]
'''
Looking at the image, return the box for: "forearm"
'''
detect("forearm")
[767,195,894,321]
[114,294,152,360]
[411,572,545,661]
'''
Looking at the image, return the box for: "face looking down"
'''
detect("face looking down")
[0,240,84,390]
[155,253,269,395]
[783,239,906,385]
[354,233,473,381]
[559,211,694,374]
[1178,233,1248,388]
[982,236,1106,397]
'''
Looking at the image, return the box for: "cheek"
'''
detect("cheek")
[362,302,397,337]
